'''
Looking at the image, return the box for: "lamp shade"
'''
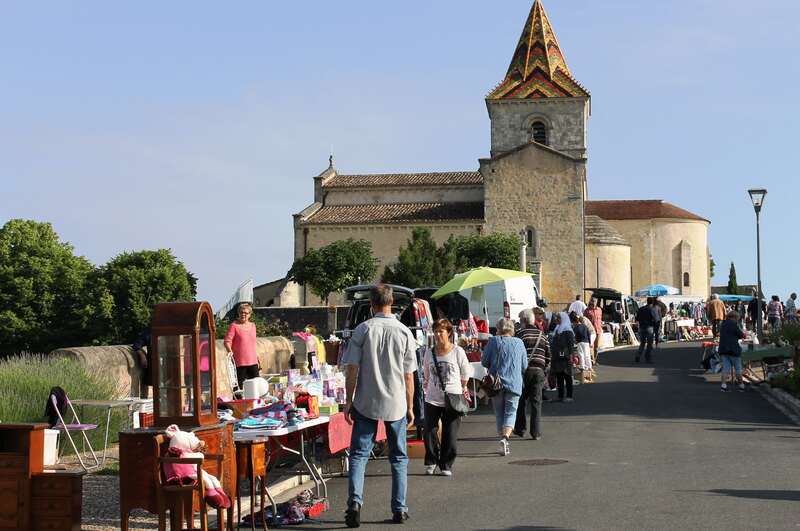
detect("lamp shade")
[748,188,767,211]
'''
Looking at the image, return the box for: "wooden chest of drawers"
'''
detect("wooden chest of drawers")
[30,471,84,531]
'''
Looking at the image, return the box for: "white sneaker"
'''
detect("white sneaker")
[499,438,510,456]
[564,397,574,403]
[439,469,452,477]
[720,384,728,392]
[425,465,436,475]
[737,383,746,392]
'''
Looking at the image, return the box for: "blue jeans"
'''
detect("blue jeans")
[347,408,408,513]
[721,354,742,377]
[491,390,520,434]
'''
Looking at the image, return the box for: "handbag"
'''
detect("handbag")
[480,340,505,397]
[430,348,470,416]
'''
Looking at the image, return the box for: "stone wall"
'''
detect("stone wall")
[604,218,710,297]
[585,243,632,294]
[482,143,586,304]
[50,337,294,400]
[487,98,590,159]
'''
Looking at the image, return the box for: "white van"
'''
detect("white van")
[462,275,540,326]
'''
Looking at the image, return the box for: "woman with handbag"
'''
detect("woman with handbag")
[422,319,472,476]
[481,318,527,456]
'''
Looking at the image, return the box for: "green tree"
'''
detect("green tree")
[382,228,440,288]
[100,249,195,343]
[709,256,716,279]
[726,262,739,295]
[288,239,378,303]
[382,231,520,289]
[0,219,112,354]
[451,233,519,270]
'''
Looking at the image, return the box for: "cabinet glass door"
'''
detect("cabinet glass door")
[157,334,195,417]
[199,314,213,412]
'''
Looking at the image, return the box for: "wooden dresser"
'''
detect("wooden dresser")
[30,470,85,531]
[118,422,236,531]
[0,423,45,530]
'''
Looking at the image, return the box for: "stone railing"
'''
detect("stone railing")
[50,337,294,399]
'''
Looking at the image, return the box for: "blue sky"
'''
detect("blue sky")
[2,0,798,308]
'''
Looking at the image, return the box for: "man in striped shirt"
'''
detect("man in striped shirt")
[513,309,551,440]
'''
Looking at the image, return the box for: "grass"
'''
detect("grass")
[770,369,800,398]
[0,353,127,453]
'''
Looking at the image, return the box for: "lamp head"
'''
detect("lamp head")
[748,188,767,213]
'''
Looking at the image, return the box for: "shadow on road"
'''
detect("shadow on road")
[703,489,800,502]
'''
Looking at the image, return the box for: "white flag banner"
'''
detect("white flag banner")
[216,278,254,319]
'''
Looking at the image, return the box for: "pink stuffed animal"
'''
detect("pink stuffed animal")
[162,424,231,509]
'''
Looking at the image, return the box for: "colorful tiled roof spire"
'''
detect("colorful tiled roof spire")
[487,0,589,100]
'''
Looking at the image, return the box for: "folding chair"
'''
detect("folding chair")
[50,393,101,471]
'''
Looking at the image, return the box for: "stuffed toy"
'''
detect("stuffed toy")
[162,424,231,509]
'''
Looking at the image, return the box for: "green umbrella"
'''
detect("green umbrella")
[431,267,534,299]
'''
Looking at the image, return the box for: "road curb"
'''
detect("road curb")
[758,384,800,425]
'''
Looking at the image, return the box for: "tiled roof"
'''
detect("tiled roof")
[322,172,483,189]
[301,202,485,225]
[585,200,710,223]
[584,215,629,246]
[487,0,589,100]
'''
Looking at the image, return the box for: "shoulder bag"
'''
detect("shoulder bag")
[431,349,470,415]
[480,340,505,397]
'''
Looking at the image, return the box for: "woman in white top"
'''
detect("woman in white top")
[422,319,472,476]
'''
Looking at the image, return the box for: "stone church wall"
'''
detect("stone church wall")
[294,223,483,305]
[487,98,589,159]
[482,145,585,304]
[604,218,710,298]
[585,243,631,295]
[323,186,483,206]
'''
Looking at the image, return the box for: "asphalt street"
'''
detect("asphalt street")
[298,342,799,530]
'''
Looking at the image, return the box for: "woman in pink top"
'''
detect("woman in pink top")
[224,303,259,389]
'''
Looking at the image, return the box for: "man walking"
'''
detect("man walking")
[635,298,658,363]
[785,293,797,322]
[707,294,726,338]
[568,294,587,316]
[513,309,550,440]
[342,284,417,527]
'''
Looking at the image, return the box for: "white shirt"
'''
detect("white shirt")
[568,300,588,316]
[422,346,472,408]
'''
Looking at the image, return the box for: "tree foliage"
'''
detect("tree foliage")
[99,249,196,343]
[382,229,520,288]
[288,239,378,303]
[726,262,739,295]
[0,220,113,354]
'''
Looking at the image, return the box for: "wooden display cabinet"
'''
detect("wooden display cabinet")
[151,301,218,428]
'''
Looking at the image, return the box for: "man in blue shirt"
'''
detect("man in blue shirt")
[635,298,658,363]
[342,284,417,527]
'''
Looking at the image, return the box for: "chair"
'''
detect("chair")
[153,434,227,531]
[49,393,100,471]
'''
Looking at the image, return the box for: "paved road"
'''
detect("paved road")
[299,342,799,530]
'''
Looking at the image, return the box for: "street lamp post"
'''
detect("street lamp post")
[748,188,767,339]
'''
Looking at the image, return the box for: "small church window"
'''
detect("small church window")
[531,121,547,145]
[683,272,690,287]
[526,228,538,258]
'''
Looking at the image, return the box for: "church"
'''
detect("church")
[275,0,710,308]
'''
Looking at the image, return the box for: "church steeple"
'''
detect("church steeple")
[488,0,588,100]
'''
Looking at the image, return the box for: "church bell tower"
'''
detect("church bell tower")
[486,0,590,159]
